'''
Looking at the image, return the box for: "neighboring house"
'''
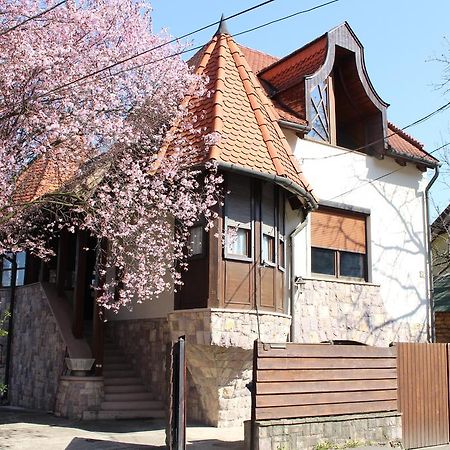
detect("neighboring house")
[1,21,439,427]
[431,204,450,342]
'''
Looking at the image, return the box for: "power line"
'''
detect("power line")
[0,1,66,37]
[302,100,450,161]
[328,141,448,201]
[42,0,276,97]
[47,0,342,94]
[234,0,340,38]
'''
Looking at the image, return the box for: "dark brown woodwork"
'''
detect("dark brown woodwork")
[397,343,450,449]
[56,230,70,295]
[72,230,88,339]
[93,238,107,376]
[253,342,398,422]
[208,214,221,308]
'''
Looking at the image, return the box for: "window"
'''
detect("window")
[187,225,204,257]
[225,175,253,260]
[1,252,26,287]
[308,80,330,143]
[311,208,367,280]
[261,183,276,265]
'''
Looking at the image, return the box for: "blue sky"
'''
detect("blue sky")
[151,0,450,218]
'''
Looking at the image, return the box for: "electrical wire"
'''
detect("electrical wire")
[42,0,276,97]
[0,1,67,37]
[42,0,342,94]
[328,141,449,201]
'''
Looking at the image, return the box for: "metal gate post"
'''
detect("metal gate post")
[169,336,186,450]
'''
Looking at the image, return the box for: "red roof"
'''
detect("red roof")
[183,32,315,199]
[387,123,438,166]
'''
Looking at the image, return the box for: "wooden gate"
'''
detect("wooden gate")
[397,343,450,449]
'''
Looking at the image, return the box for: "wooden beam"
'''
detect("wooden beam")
[93,237,107,376]
[56,230,69,296]
[72,230,88,339]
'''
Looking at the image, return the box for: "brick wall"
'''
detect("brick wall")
[435,312,450,342]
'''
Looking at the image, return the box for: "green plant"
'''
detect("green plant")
[0,309,10,337]
[0,383,7,396]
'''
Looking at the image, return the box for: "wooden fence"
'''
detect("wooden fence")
[253,341,397,421]
[252,341,450,449]
[397,343,449,449]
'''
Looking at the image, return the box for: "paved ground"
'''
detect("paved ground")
[0,407,244,450]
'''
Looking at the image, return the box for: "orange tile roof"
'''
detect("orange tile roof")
[387,123,438,166]
[13,154,80,204]
[184,31,314,200]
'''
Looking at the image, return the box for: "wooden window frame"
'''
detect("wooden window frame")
[311,206,369,282]
[224,177,254,263]
[1,252,26,288]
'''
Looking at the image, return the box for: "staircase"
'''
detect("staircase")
[95,340,165,420]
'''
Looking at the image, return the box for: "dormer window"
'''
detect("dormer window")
[308,80,330,143]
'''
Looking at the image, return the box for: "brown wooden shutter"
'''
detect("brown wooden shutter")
[311,208,366,254]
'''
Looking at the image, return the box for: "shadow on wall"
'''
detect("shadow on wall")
[311,161,429,344]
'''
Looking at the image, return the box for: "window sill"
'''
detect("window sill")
[303,275,380,287]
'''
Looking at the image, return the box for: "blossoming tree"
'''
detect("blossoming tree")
[0,0,221,311]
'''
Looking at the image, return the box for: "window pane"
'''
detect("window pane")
[311,247,335,276]
[2,270,11,287]
[2,257,11,270]
[227,227,250,257]
[340,252,365,279]
[16,269,25,286]
[16,252,26,269]
[188,226,203,256]
[262,234,275,264]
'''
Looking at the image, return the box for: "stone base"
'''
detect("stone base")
[55,376,104,419]
[244,411,402,450]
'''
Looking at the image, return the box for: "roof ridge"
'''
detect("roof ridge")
[208,35,226,160]
[230,38,314,194]
[238,44,279,61]
[227,36,285,177]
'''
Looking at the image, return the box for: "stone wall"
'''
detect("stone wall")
[245,411,402,450]
[9,283,66,411]
[107,317,170,402]
[435,312,450,342]
[169,308,291,349]
[55,376,104,419]
[169,309,291,427]
[293,278,427,346]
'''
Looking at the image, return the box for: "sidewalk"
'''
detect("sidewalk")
[0,407,245,449]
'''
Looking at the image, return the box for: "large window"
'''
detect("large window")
[311,208,367,280]
[224,175,285,266]
[1,252,26,287]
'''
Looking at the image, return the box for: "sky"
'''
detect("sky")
[150,0,450,219]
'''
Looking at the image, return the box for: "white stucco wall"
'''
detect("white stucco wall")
[285,130,429,327]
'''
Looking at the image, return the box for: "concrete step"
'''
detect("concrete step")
[104,384,147,394]
[103,369,136,378]
[104,377,142,386]
[105,392,155,402]
[101,400,163,411]
[93,409,165,420]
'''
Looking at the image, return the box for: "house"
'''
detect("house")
[0,20,439,427]
[431,204,450,342]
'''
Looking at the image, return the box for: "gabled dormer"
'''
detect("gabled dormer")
[258,22,389,156]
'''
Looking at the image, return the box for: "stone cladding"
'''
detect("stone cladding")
[8,283,66,411]
[245,411,402,450]
[107,318,170,402]
[55,376,104,419]
[293,278,427,346]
